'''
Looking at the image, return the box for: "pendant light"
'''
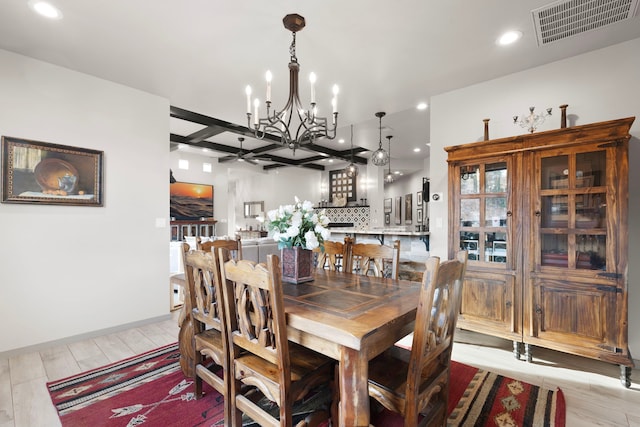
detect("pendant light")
[371,111,389,166]
[345,124,359,178]
[385,135,394,183]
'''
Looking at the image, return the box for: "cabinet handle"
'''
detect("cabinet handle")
[506,301,512,308]
[506,211,512,217]
[535,211,541,217]
[535,306,542,315]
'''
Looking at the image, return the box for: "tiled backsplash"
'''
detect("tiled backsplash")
[322,206,370,229]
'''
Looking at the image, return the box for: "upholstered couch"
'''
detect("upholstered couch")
[239,237,280,263]
[171,236,280,274]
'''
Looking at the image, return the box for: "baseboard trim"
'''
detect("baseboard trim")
[0,314,172,360]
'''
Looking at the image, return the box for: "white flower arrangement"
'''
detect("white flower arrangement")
[266,197,330,251]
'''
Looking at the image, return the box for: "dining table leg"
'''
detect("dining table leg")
[339,347,370,427]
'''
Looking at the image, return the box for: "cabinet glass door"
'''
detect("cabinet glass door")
[538,149,607,270]
[458,161,509,265]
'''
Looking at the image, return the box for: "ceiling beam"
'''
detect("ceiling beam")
[170,105,368,170]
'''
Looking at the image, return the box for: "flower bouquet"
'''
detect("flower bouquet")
[266,197,330,283]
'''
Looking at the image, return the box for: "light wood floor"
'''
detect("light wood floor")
[2,312,639,427]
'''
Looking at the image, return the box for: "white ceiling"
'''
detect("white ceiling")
[2,0,639,173]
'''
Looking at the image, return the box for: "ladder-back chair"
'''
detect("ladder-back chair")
[313,237,352,272]
[348,239,400,279]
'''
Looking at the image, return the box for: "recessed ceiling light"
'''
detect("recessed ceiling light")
[28,1,63,19]
[416,102,428,110]
[413,148,421,153]
[497,30,522,46]
[338,138,345,144]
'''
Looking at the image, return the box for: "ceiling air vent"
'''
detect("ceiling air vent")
[532,0,639,46]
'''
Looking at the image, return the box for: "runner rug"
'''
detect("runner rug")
[47,342,565,426]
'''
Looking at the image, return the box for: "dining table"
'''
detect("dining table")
[178,268,421,427]
[282,269,421,427]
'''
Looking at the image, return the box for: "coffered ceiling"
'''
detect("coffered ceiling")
[1,0,639,173]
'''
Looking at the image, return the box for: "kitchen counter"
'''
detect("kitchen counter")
[329,228,430,250]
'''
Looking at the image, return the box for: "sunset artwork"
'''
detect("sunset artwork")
[170,182,214,219]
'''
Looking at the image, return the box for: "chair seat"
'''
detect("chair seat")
[369,348,449,424]
[234,342,334,405]
[194,329,225,367]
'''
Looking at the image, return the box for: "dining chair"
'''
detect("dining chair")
[181,248,234,423]
[367,250,468,427]
[313,237,352,271]
[218,249,336,427]
[197,235,243,260]
[349,239,400,279]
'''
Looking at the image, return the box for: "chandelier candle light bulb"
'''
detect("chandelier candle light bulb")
[265,71,272,102]
[309,72,316,104]
[245,85,252,114]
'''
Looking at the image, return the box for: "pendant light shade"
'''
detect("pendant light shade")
[345,124,359,178]
[371,112,389,166]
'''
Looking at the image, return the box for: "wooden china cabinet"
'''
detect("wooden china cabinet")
[445,116,635,387]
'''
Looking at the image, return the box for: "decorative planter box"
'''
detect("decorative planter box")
[280,247,314,284]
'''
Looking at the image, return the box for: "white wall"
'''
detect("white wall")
[429,38,640,358]
[0,50,169,354]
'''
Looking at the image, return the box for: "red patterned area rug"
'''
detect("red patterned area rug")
[47,343,565,427]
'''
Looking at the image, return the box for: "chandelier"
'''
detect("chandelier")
[371,111,389,166]
[345,124,359,178]
[244,14,339,152]
[384,135,394,183]
[513,106,552,133]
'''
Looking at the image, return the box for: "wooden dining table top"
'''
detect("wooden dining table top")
[282,269,421,366]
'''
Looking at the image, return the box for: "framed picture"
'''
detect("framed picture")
[1,136,103,206]
[329,169,356,203]
[417,191,423,206]
[394,196,402,225]
[170,181,214,220]
[384,212,390,225]
[384,197,392,213]
[417,208,423,224]
[405,193,412,224]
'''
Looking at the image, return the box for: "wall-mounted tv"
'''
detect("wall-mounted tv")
[170,181,214,220]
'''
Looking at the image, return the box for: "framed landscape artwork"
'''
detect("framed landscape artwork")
[170,181,214,219]
[1,136,103,206]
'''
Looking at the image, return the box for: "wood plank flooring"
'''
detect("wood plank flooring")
[1,313,639,426]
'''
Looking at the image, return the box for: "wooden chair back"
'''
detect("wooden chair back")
[197,235,243,260]
[367,250,468,426]
[219,249,335,426]
[313,237,352,271]
[348,239,400,279]
[181,248,231,412]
